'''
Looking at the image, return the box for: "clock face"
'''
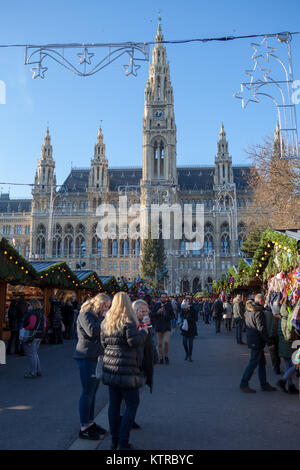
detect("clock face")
[154,109,164,120]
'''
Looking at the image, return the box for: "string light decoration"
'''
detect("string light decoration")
[234,33,300,166]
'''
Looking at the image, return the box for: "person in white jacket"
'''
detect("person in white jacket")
[223,295,233,333]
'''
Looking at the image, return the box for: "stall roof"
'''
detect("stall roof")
[30,261,63,272]
[243,258,253,267]
[275,229,300,242]
[0,237,37,285]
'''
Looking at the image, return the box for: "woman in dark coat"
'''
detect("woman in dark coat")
[180,299,198,362]
[101,292,148,450]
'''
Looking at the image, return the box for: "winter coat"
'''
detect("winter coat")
[244,301,273,350]
[49,299,63,329]
[23,309,45,339]
[74,309,104,361]
[263,307,277,339]
[101,321,147,389]
[180,306,198,338]
[8,301,18,331]
[232,298,245,321]
[151,301,175,333]
[212,300,224,320]
[203,301,211,316]
[223,302,232,319]
[139,324,157,392]
[61,302,74,327]
[277,303,297,359]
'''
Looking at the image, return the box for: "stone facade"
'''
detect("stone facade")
[0,21,255,294]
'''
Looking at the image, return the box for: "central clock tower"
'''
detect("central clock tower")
[141,17,177,185]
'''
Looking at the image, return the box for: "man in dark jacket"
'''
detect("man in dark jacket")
[240,294,277,393]
[212,297,224,333]
[151,292,175,365]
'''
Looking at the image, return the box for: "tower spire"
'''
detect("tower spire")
[155,14,164,43]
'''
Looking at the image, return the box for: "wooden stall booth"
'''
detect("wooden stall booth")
[0,238,37,340]
[73,270,104,302]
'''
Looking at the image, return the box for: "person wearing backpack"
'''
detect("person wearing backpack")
[277,297,299,394]
[22,299,46,379]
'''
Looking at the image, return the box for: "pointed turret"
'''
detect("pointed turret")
[272,121,283,157]
[142,18,177,183]
[88,126,109,189]
[155,15,164,43]
[214,123,233,186]
[33,127,56,194]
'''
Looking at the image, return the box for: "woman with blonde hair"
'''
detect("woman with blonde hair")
[74,292,111,441]
[101,292,148,450]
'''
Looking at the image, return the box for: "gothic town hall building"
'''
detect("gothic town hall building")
[0,22,255,294]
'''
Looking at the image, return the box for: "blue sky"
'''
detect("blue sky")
[1,0,300,198]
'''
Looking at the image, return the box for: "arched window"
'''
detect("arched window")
[238,222,247,254]
[64,224,74,257]
[36,224,46,257]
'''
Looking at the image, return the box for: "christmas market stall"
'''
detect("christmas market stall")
[228,229,300,301]
[29,261,82,320]
[73,270,104,302]
[0,237,37,340]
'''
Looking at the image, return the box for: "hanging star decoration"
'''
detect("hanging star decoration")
[251,37,277,64]
[123,50,141,77]
[30,63,48,79]
[235,36,277,108]
[245,60,271,85]
[77,47,94,65]
[234,82,261,108]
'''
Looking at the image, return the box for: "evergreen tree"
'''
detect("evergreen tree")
[141,229,168,289]
[242,228,263,258]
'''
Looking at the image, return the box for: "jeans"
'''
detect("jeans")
[24,338,41,375]
[215,318,221,333]
[283,358,295,384]
[108,385,140,448]
[269,338,281,372]
[240,348,268,388]
[235,319,243,343]
[225,318,231,332]
[157,330,170,359]
[75,359,100,427]
[183,336,194,357]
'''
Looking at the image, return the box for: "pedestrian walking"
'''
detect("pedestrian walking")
[223,295,232,332]
[263,303,281,375]
[233,295,245,344]
[101,292,148,450]
[74,293,111,440]
[276,297,299,394]
[203,298,211,324]
[212,296,224,333]
[22,299,46,379]
[61,293,75,340]
[240,293,277,393]
[180,299,198,361]
[49,296,63,344]
[151,292,175,364]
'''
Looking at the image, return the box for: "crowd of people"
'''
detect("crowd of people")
[4,284,300,450]
[5,292,80,377]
